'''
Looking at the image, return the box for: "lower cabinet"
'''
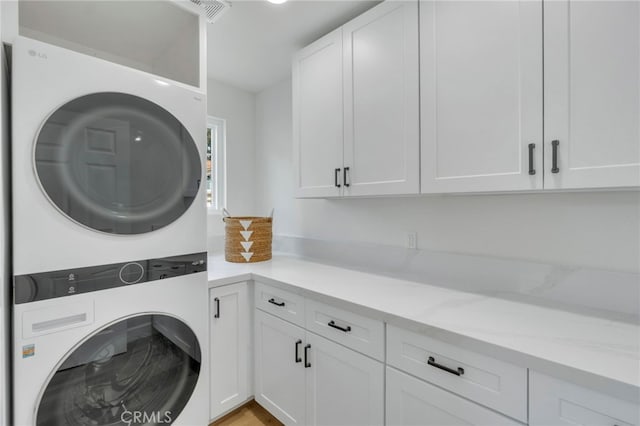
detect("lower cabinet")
[305,332,383,426]
[217,281,636,426]
[254,309,384,426]
[254,308,307,424]
[209,282,250,421]
[386,367,521,426]
[529,371,639,426]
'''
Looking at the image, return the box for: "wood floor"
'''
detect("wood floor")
[210,400,283,426]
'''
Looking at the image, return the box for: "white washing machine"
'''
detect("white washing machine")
[13,253,209,426]
[12,36,207,276]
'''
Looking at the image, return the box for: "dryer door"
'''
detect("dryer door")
[34,93,202,235]
[35,314,201,425]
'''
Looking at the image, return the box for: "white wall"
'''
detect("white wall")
[207,79,256,248]
[255,78,640,273]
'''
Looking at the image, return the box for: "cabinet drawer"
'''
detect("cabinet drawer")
[530,371,639,426]
[255,282,305,327]
[387,367,521,426]
[305,298,384,361]
[387,325,527,422]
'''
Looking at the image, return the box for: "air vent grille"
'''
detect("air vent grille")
[190,0,231,24]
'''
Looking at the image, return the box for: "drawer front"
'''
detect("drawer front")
[255,282,305,327]
[530,371,639,426]
[387,325,527,422]
[386,367,521,426]
[305,298,384,360]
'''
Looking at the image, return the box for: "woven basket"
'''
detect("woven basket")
[223,209,273,263]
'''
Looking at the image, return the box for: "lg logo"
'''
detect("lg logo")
[28,50,47,59]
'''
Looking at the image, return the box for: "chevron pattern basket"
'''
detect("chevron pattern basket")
[223,210,273,263]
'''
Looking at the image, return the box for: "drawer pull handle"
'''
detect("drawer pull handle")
[214,297,220,318]
[428,356,464,376]
[304,344,311,368]
[295,339,302,363]
[335,168,341,188]
[328,320,351,333]
[268,298,285,307]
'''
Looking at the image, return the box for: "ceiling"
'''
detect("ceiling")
[206,0,380,93]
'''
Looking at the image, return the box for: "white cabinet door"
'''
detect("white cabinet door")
[293,28,344,198]
[530,371,639,426]
[544,0,640,189]
[254,310,306,425]
[305,332,384,426]
[420,0,543,193]
[343,0,420,196]
[387,325,527,422]
[209,282,250,420]
[386,367,521,426]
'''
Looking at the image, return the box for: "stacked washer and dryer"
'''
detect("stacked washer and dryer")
[11,36,209,425]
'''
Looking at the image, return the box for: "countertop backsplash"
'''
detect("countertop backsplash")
[209,234,639,322]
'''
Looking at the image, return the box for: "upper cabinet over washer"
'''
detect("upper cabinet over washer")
[420,0,543,193]
[293,1,420,198]
[544,0,640,189]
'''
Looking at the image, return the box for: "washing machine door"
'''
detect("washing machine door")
[35,314,201,426]
[34,93,202,235]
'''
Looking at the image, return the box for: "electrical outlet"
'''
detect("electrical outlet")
[406,232,417,249]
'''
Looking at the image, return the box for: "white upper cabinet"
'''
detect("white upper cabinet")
[544,0,640,189]
[293,29,344,198]
[420,0,543,193]
[343,0,420,196]
[295,0,638,196]
[293,1,419,198]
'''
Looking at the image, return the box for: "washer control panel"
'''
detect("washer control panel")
[14,252,207,304]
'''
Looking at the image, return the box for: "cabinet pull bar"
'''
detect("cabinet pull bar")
[528,143,536,175]
[551,140,560,173]
[304,344,311,368]
[344,167,350,187]
[268,298,285,307]
[295,339,302,363]
[214,297,220,318]
[335,168,341,188]
[328,320,351,333]
[427,356,464,376]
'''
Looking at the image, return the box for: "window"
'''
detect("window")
[206,117,226,211]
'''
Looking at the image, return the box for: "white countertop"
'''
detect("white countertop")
[208,255,640,401]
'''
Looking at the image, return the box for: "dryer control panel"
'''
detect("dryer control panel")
[13,252,207,304]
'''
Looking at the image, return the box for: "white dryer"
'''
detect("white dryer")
[13,253,209,426]
[12,36,207,276]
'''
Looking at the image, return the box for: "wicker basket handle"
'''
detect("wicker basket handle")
[222,208,232,219]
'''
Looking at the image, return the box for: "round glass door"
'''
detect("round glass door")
[36,315,201,425]
[34,93,202,235]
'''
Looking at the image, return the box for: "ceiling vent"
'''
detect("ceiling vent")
[190,0,231,24]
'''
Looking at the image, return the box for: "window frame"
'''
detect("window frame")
[206,116,226,213]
